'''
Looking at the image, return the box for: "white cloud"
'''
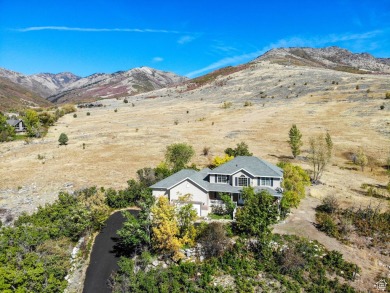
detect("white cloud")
[177,35,196,44]
[16,26,180,33]
[152,57,164,62]
[186,30,384,78]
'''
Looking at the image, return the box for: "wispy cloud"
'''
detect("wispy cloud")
[177,35,196,44]
[186,30,384,78]
[152,57,164,62]
[16,26,180,33]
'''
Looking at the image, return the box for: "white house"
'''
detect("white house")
[150,156,283,216]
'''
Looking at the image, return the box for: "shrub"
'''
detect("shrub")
[58,133,68,145]
[124,99,129,103]
[316,212,338,237]
[317,195,339,214]
[174,119,179,125]
[202,146,210,156]
[380,104,385,110]
[221,101,232,109]
[73,113,77,118]
[355,85,359,90]
[198,222,231,258]
[114,109,118,112]
[385,92,390,99]
[244,101,253,107]
[61,104,77,114]
[86,112,90,116]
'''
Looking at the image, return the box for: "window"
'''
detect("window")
[238,175,249,186]
[216,175,229,184]
[260,177,273,187]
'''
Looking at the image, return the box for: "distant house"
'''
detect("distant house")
[6,119,26,133]
[150,156,283,217]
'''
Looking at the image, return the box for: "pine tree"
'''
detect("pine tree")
[58,133,69,145]
[288,124,303,158]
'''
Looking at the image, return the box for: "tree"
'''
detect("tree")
[220,194,235,219]
[224,141,252,157]
[151,196,184,261]
[117,211,151,254]
[176,195,197,246]
[58,133,69,145]
[288,124,303,158]
[198,222,231,258]
[165,143,195,172]
[211,154,234,167]
[235,187,279,237]
[308,134,332,182]
[277,162,310,216]
[355,147,368,171]
[325,132,333,159]
[0,112,15,142]
[23,109,41,137]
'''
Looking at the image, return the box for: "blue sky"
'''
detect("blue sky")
[0,0,389,78]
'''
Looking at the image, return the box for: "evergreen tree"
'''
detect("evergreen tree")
[58,133,69,145]
[288,124,303,158]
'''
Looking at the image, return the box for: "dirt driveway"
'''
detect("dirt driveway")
[273,192,390,292]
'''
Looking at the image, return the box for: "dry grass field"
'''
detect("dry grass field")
[0,61,389,290]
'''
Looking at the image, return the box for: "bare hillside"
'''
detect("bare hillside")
[0,77,53,112]
[259,46,390,74]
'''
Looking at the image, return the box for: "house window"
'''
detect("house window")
[260,177,273,187]
[238,175,249,186]
[216,175,228,184]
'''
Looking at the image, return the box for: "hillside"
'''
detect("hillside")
[47,67,188,104]
[258,46,390,74]
[0,68,80,97]
[0,77,53,112]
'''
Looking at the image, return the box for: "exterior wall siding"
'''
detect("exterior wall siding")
[169,179,209,205]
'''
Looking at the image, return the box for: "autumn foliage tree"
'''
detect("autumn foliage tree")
[151,196,184,261]
[211,154,234,168]
[277,162,310,216]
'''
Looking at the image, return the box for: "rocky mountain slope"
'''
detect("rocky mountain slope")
[258,46,390,74]
[0,68,80,97]
[0,66,187,105]
[0,77,52,112]
[47,67,187,104]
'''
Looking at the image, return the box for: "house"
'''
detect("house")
[150,156,283,216]
[6,119,26,133]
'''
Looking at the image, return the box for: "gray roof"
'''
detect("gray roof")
[150,157,283,198]
[6,119,23,126]
[210,156,283,177]
[150,169,198,189]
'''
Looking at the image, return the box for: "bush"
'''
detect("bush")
[244,101,253,107]
[202,146,210,156]
[61,104,77,114]
[385,92,390,99]
[221,101,232,109]
[124,99,129,103]
[317,195,339,214]
[73,113,77,118]
[198,222,231,258]
[86,112,91,116]
[58,133,68,145]
[316,212,339,237]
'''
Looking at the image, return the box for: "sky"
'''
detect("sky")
[0,0,389,78]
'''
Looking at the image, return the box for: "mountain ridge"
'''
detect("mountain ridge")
[257,46,390,74]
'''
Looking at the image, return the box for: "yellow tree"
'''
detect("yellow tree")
[151,196,184,261]
[212,154,234,167]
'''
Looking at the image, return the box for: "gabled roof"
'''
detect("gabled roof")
[6,119,23,127]
[150,169,198,189]
[209,156,283,177]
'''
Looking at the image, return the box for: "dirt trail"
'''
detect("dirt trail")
[273,192,390,292]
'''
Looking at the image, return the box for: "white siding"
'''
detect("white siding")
[170,180,208,204]
[152,189,168,198]
[231,170,255,187]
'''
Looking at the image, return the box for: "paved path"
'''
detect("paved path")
[83,210,136,293]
